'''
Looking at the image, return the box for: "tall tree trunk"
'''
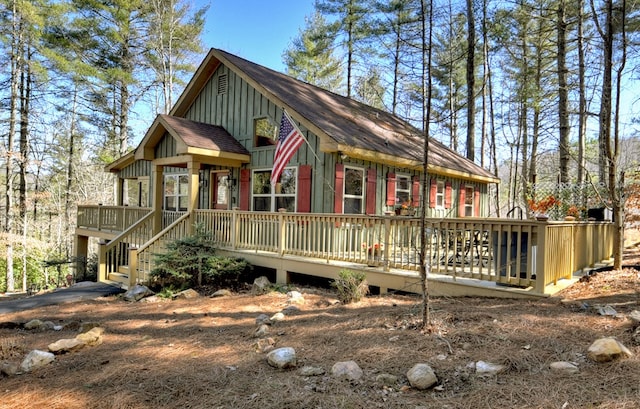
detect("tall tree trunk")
[577,0,587,187]
[557,0,570,183]
[465,0,475,161]
[65,86,79,258]
[419,0,433,331]
[19,44,32,292]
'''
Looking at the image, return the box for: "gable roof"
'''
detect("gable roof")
[172,48,498,184]
[133,114,250,166]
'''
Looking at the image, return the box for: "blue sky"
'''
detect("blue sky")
[202,0,316,72]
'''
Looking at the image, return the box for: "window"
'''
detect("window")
[395,175,411,206]
[254,117,278,147]
[464,185,474,217]
[124,178,149,207]
[344,166,364,214]
[252,168,297,212]
[436,180,445,208]
[164,174,189,211]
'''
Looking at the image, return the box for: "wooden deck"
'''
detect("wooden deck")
[75,206,614,298]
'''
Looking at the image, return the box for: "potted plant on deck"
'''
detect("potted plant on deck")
[395,200,416,216]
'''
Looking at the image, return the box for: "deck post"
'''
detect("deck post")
[152,165,164,235]
[278,208,287,256]
[98,239,107,283]
[276,268,289,285]
[128,246,138,288]
[383,216,391,272]
[231,207,238,250]
[534,225,547,294]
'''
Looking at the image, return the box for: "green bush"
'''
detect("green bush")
[332,269,369,304]
[150,224,250,291]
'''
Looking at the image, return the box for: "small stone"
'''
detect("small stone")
[270,312,286,323]
[41,321,56,330]
[24,319,43,330]
[281,305,300,315]
[253,324,270,338]
[1,361,20,376]
[175,288,199,299]
[596,305,617,317]
[550,361,579,374]
[331,361,363,381]
[123,284,154,302]
[76,327,104,346]
[48,338,86,354]
[287,291,305,304]
[299,366,326,376]
[63,321,81,331]
[628,310,640,326]
[252,276,271,295]
[255,314,271,326]
[587,337,633,362]
[406,363,438,390]
[212,289,232,297]
[254,337,276,353]
[266,347,297,369]
[475,361,506,375]
[20,350,55,373]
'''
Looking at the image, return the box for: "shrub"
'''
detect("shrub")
[332,269,369,304]
[150,224,251,291]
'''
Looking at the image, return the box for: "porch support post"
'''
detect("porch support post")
[115,177,124,206]
[128,246,138,288]
[276,269,289,286]
[534,225,547,294]
[152,164,164,235]
[74,234,88,279]
[98,239,107,283]
[187,159,200,235]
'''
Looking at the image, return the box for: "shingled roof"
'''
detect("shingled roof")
[202,49,498,183]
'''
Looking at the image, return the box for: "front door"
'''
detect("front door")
[211,171,230,210]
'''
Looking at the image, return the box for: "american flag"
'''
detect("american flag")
[271,112,305,184]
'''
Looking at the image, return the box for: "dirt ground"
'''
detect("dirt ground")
[1,250,640,409]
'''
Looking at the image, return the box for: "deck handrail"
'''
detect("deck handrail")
[88,206,614,294]
[78,205,152,232]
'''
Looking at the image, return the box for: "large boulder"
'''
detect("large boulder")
[252,276,271,295]
[123,284,154,302]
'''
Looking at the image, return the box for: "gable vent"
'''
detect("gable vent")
[217,74,227,95]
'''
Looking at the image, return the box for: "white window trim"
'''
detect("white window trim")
[163,174,189,212]
[251,167,298,212]
[395,174,411,206]
[343,165,365,214]
[464,185,475,217]
[436,180,445,209]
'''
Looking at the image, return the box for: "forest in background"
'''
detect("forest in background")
[1,0,639,292]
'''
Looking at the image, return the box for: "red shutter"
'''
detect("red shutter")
[386,173,396,206]
[458,186,466,217]
[429,178,437,208]
[297,165,312,213]
[474,187,481,217]
[366,168,377,215]
[239,169,251,211]
[412,176,420,208]
[444,181,452,209]
[334,163,344,214]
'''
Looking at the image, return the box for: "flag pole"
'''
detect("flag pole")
[283,109,323,164]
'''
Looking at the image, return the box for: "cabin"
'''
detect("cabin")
[75,49,614,298]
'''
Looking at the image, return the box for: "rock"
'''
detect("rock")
[123,284,154,302]
[63,321,81,331]
[255,314,271,326]
[48,338,86,354]
[331,361,363,381]
[550,361,579,374]
[212,289,232,297]
[281,305,300,315]
[628,310,640,327]
[286,290,305,304]
[266,347,297,369]
[475,361,506,376]
[76,327,104,347]
[0,361,19,376]
[587,337,633,362]
[41,321,56,330]
[253,324,270,338]
[633,328,640,345]
[270,312,286,323]
[24,319,44,330]
[139,295,163,303]
[254,337,276,353]
[299,366,325,376]
[376,373,399,386]
[407,363,438,390]
[252,276,271,295]
[595,305,617,317]
[53,325,64,331]
[78,322,101,334]
[175,289,199,299]
[20,350,55,373]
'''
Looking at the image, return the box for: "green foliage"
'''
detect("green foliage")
[331,269,369,304]
[150,225,251,291]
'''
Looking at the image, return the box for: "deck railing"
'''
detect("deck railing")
[84,206,614,294]
[77,205,151,232]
